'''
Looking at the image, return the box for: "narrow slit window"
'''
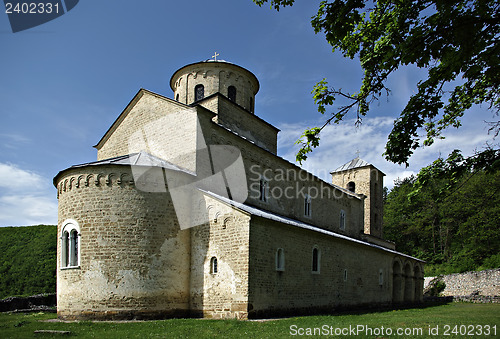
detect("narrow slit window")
[304,194,312,217]
[276,248,285,271]
[259,178,268,202]
[312,247,320,273]
[340,210,346,230]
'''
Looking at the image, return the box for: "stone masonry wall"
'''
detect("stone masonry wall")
[214,96,278,154]
[203,112,365,239]
[97,91,199,174]
[331,166,384,238]
[55,165,191,320]
[426,269,499,298]
[247,217,401,318]
[190,194,251,319]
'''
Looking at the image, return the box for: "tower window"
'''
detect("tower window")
[347,181,355,193]
[312,247,320,273]
[210,256,218,274]
[176,94,179,101]
[340,210,346,230]
[195,84,204,101]
[228,86,236,102]
[276,248,285,271]
[61,220,80,269]
[249,97,254,113]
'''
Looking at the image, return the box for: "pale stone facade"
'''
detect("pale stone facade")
[54,59,423,320]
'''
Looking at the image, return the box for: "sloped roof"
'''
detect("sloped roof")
[70,151,193,173]
[200,189,424,263]
[332,157,370,173]
[53,151,195,186]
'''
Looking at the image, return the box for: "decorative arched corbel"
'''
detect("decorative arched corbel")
[76,175,84,188]
[85,174,94,187]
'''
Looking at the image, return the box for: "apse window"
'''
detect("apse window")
[195,84,204,101]
[61,219,80,269]
[276,248,285,271]
[311,246,320,274]
[379,269,384,286]
[210,256,218,274]
[228,85,236,102]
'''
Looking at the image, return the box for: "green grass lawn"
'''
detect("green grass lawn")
[0,303,498,338]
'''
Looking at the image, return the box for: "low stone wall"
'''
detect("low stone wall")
[0,293,56,312]
[424,269,499,301]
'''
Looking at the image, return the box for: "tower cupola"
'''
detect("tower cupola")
[170,59,259,113]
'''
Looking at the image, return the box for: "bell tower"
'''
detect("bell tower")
[331,157,385,238]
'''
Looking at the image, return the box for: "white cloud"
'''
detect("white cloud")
[0,163,57,226]
[0,163,47,190]
[0,133,31,150]
[277,114,496,189]
[0,194,57,226]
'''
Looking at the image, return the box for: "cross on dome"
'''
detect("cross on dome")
[212,52,219,61]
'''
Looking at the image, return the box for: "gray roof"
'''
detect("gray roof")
[68,151,195,174]
[200,189,424,262]
[54,151,195,186]
[332,157,370,173]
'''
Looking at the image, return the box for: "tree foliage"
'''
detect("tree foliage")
[0,225,56,299]
[384,150,500,276]
[253,0,500,166]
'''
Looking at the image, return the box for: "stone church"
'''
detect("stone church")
[54,59,424,320]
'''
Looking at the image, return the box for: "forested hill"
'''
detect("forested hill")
[0,225,56,299]
[384,161,500,276]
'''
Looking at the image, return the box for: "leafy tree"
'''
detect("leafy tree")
[383,151,500,276]
[253,0,499,166]
[0,225,56,299]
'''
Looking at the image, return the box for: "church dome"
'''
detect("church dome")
[170,59,259,113]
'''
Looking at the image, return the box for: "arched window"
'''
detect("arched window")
[340,210,346,230]
[210,256,218,274]
[347,181,355,192]
[312,247,320,273]
[176,94,179,101]
[343,269,348,282]
[61,219,80,269]
[195,84,204,101]
[276,248,285,271]
[228,86,236,102]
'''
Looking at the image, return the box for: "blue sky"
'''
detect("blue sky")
[0,0,496,226]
